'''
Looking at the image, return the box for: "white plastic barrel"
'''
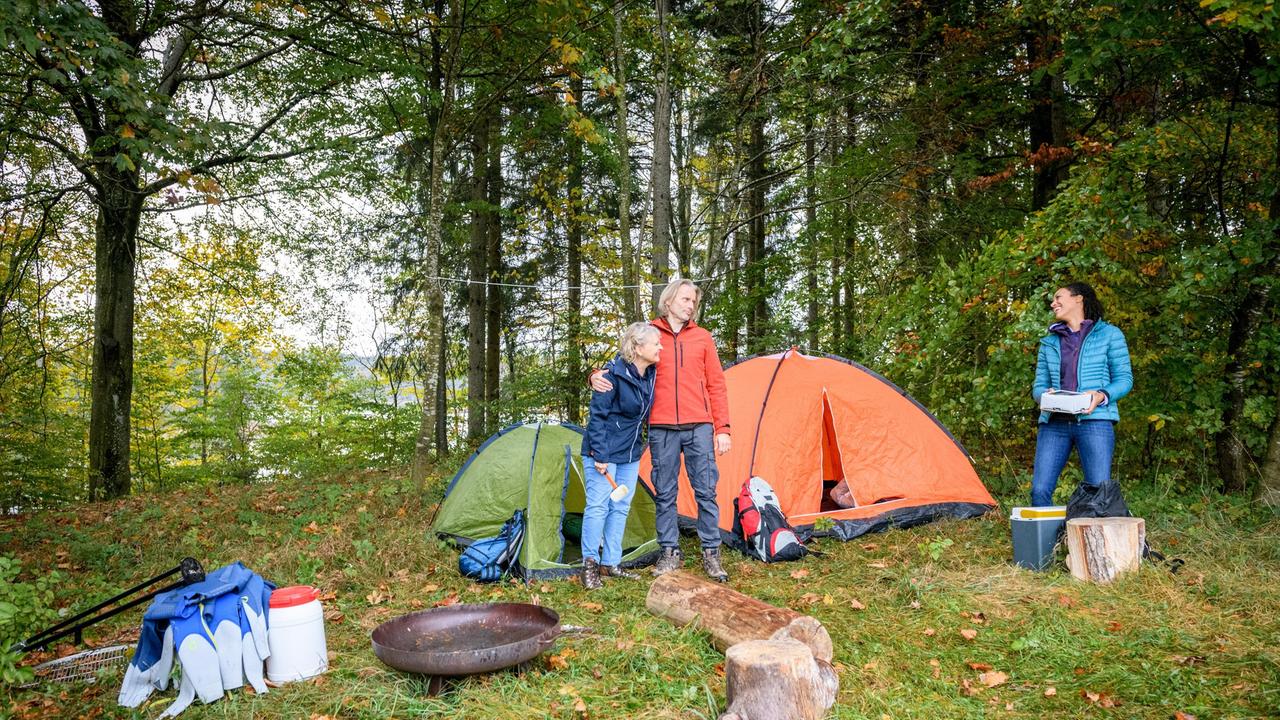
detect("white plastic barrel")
[266,585,328,682]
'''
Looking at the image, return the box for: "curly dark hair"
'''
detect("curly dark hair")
[1064,282,1104,321]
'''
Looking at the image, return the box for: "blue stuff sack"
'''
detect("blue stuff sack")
[459,510,525,582]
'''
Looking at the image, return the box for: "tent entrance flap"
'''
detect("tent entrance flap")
[560,446,586,564]
[819,390,851,512]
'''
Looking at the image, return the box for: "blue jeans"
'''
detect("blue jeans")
[580,459,640,565]
[650,424,721,549]
[1030,419,1116,506]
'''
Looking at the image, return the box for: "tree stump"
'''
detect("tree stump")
[1064,517,1145,583]
[719,639,838,720]
[646,570,833,661]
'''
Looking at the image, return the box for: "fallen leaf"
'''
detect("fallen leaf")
[967,662,993,671]
[929,658,940,679]
[849,598,866,610]
[558,683,577,696]
[868,561,889,569]
[959,678,977,696]
[433,593,459,607]
[615,639,635,651]
[790,569,810,579]
[1056,594,1075,608]
[303,521,320,534]
[860,542,880,550]
[1172,655,1206,666]
[960,628,978,641]
[1106,620,1123,632]
[356,666,380,679]
[823,594,834,605]
[979,670,1007,688]
[862,660,877,670]
[713,662,725,678]
[1043,687,1057,697]
[923,628,936,637]
[540,584,555,593]
[1081,689,1119,707]
[323,609,345,623]
[422,583,440,593]
[547,649,576,670]
[579,601,603,611]
[799,592,823,605]
[971,611,987,624]
[909,600,921,609]
[1172,712,1197,720]
[573,696,587,713]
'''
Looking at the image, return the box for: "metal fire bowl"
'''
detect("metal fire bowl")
[370,602,562,676]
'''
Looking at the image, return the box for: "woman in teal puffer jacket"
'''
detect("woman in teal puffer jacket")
[1030,282,1134,506]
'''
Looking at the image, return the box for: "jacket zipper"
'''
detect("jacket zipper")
[629,372,655,462]
[672,329,681,423]
[1074,322,1098,393]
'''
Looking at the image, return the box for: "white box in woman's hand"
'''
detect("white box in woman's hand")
[1039,390,1092,414]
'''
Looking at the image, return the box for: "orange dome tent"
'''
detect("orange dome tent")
[640,348,995,542]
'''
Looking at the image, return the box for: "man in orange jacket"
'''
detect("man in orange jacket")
[591,278,732,581]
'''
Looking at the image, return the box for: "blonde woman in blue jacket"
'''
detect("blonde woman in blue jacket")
[579,322,661,590]
[1030,283,1134,506]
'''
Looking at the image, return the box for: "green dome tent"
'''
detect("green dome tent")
[433,421,660,579]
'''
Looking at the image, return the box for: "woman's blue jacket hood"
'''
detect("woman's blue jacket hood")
[1032,319,1133,423]
[582,355,656,464]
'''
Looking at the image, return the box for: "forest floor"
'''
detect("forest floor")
[2,465,1278,719]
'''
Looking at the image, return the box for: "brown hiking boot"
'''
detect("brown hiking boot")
[701,547,729,583]
[601,565,640,580]
[651,547,683,575]
[581,558,602,590]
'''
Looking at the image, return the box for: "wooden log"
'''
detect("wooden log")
[646,570,833,662]
[1064,517,1145,583]
[720,639,838,720]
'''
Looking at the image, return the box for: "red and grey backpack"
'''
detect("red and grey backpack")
[732,476,808,562]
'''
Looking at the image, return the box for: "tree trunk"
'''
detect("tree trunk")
[840,102,856,354]
[1247,89,1280,501]
[828,115,842,352]
[435,312,449,456]
[88,169,143,500]
[485,109,503,434]
[613,0,640,322]
[1259,390,1280,509]
[566,76,585,425]
[467,113,489,441]
[649,0,672,312]
[1064,517,1145,583]
[1026,21,1069,211]
[674,87,692,278]
[804,118,818,351]
[722,639,839,720]
[410,0,459,485]
[745,1,768,352]
[646,571,834,661]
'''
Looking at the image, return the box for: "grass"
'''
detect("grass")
[2,466,1278,719]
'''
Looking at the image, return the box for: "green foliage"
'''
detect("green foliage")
[0,557,61,686]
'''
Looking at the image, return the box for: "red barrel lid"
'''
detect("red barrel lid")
[270,585,319,608]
